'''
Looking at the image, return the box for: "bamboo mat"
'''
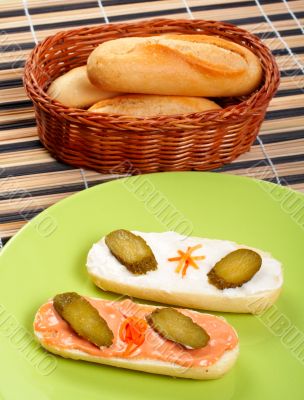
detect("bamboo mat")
[0,0,304,248]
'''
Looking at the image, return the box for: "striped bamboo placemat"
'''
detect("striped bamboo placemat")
[0,0,304,248]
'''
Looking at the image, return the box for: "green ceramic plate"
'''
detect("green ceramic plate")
[0,172,303,400]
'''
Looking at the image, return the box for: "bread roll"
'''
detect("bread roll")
[89,94,221,116]
[37,342,239,380]
[87,34,263,97]
[47,66,118,108]
[34,297,239,379]
[87,231,283,314]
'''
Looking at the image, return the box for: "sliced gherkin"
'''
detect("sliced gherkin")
[146,307,209,349]
[53,292,113,347]
[208,248,262,289]
[105,229,157,275]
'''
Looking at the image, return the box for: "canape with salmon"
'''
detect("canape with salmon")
[34,293,239,379]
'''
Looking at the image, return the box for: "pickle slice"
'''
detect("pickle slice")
[208,248,262,289]
[146,307,209,349]
[105,229,157,275]
[53,292,114,347]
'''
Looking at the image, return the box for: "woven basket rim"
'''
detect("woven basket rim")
[23,18,280,127]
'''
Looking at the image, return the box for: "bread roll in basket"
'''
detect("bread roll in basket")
[24,19,280,174]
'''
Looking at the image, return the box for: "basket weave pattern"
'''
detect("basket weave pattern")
[24,19,280,174]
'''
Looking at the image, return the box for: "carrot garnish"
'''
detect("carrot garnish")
[119,316,148,356]
[168,257,181,261]
[168,244,205,278]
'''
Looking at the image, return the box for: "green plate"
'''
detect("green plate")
[0,172,303,400]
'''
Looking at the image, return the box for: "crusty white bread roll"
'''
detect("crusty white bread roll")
[89,94,221,116]
[87,34,263,97]
[47,66,118,108]
[34,297,239,379]
[87,231,283,314]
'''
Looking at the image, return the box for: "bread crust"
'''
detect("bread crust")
[35,325,239,379]
[89,271,282,314]
[47,66,118,108]
[87,34,263,97]
[89,94,221,116]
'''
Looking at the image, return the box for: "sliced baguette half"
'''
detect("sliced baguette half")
[87,231,283,314]
[34,297,239,379]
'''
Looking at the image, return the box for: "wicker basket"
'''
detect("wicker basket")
[24,19,280,174]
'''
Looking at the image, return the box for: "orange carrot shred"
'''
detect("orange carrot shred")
[119,316,148,356]
[168,244,205,277]
[175,254,187,273]
[123,342,136,356]
[168,257,180,261]
[190,244,202,252]
[188,258,199,269]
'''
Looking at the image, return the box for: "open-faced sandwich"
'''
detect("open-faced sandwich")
[87,230,283,313]
[34,293,239,379]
